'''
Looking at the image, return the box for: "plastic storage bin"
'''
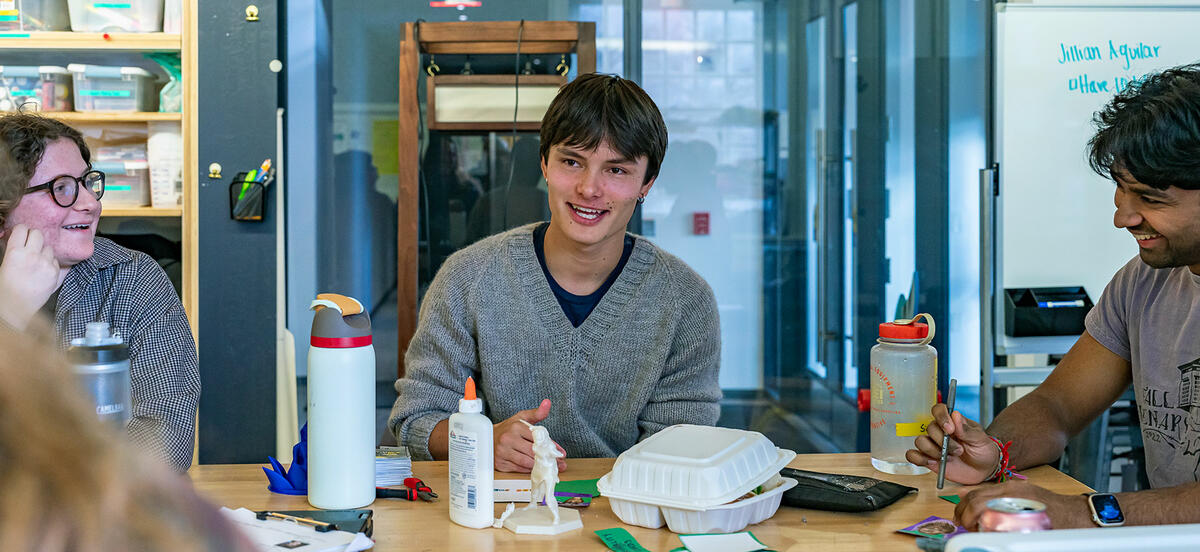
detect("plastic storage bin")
[96,160,150,206]
[68,64,156,112]
[0,0,71,31]
[67,0,163,32]
[0,66,72,111]
[596,424,797,533]
[1004,286,1093,337]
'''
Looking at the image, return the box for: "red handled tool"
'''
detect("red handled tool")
[376,477,438,502]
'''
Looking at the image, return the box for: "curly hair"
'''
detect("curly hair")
[1088,63,1200,190]
[0,113,91,227]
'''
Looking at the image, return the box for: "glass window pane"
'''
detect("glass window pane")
[885,0,917,323]
[644,0,765,391]
[842,2,859,394]
[727,10,754,41]
[665,10,695,41]
[805,17,827,380]
[697,10,724,41]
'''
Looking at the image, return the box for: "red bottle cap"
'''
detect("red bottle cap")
[879,322,929,340]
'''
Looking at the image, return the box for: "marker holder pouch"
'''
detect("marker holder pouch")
[228,169,273,222]
[778,467,917,512]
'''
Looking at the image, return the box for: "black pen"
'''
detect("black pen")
[937,378,958,490]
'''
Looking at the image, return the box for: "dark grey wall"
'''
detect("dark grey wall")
[198,0,279,463]
[915,0,951,393]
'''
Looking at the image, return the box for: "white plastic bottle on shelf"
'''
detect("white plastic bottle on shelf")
[147,121,183,208]
[448,377,495,529]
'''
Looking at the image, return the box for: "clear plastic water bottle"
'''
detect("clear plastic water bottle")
[870,313,937,475]
[67,321,132,427]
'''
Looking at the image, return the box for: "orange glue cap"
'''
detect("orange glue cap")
[464,376,477,400]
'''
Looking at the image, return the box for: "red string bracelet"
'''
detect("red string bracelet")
[988,436,1026,482]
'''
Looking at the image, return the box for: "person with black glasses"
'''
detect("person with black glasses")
[0,113,199,472]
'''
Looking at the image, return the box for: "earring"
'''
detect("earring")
[636,195,645,205]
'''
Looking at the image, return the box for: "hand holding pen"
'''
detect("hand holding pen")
[904,389,1002,486]
[937,379,957,489]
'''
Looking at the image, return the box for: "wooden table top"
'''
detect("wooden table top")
[190,453,1091,551]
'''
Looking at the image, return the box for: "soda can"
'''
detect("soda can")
[979,497,1053,532]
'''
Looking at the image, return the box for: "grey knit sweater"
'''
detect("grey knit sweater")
[389,223,721,460]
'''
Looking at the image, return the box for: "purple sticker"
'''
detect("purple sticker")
[898,516,967,539]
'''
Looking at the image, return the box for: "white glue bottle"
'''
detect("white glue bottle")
[448,376,494,528]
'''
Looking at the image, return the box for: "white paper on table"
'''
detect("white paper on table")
[677,532,768,552]
[219,507,374,552]
[494,479,532,502]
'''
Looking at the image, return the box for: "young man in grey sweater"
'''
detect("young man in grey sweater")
[389,73,722,472]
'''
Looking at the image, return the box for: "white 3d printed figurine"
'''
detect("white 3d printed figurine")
[498,421,583,535]
[527,423,563,522]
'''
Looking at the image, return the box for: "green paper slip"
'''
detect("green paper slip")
[558,477,601,497]
[939,494,961,504]
[596,528,654,552]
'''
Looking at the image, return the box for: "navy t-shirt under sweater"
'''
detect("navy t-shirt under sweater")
[532,222,635,327]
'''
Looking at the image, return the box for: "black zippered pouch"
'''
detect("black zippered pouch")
[780,467,917,512]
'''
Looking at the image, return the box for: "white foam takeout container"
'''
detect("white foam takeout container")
[596,424,798,533]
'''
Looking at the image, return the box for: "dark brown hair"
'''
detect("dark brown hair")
[539,73,668,185]
[0,114,91,227]
[1088,63,1200,190]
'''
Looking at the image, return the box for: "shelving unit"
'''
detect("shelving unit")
[45,111,183,123]
[101,207,183,218]
[0,32,181,50]
[0,4,198,335]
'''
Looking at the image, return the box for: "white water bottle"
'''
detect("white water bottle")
[449,376,494,528]
[307,293,375,509]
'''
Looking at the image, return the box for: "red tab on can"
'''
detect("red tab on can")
[311,335,373,348]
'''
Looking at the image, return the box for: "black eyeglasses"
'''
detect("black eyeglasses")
[23,170,106,208]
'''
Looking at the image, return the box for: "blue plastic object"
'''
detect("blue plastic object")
[264,424,308,495]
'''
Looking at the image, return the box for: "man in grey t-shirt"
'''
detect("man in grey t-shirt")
[905,64,1200,529]
[1088,257,1200,488]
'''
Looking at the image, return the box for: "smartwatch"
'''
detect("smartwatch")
[1087,492,1125,527]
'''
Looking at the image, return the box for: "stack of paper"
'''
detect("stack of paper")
[374,446,412,487]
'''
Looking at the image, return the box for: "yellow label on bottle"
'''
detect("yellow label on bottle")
[895,418,934,437]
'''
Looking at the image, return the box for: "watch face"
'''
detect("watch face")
[1091,493,1124,524]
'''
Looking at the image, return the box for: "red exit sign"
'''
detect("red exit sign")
[430,1,482,6]
[692,212,710,235]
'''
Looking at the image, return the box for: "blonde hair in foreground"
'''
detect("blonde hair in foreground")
[0,323,251,552]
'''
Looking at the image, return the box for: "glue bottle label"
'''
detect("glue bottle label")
[449,429,480,511]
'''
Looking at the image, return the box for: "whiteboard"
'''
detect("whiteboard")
[996,3,1200,300]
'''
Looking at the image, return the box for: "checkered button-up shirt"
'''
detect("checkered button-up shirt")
[55,238,199,472]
